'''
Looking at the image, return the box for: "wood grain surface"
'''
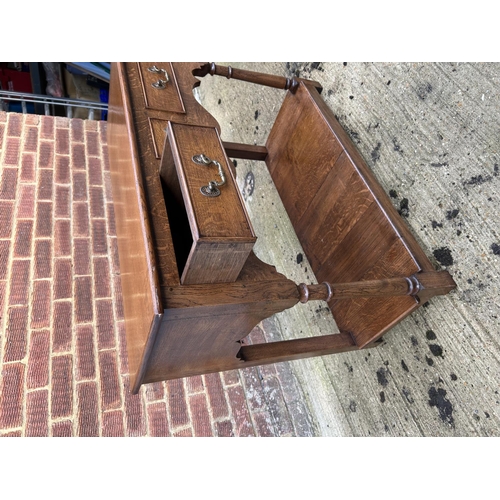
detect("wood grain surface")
[265,80,445,347]
[107,63,163,392]
[147,253,300,382]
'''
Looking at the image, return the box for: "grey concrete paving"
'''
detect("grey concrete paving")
[197,62,500,436]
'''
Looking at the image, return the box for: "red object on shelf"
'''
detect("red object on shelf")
[0,67,33,93]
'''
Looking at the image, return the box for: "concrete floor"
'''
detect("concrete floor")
[197,62,500,436]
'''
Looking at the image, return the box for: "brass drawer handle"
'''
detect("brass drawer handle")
[152,79,167,89]
[192,154,226,197]
[148,65,169,89]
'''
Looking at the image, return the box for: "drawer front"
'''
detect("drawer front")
[137,62,185,113]
[166,123,254,240]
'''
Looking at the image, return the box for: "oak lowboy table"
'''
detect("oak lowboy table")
[107,62,456,393]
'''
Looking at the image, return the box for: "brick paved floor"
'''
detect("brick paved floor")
[0,111,314,437]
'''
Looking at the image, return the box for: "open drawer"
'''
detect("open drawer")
[159,122,256,284]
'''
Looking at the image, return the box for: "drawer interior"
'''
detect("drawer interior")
[159,138,193,280]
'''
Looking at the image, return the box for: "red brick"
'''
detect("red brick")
[93,257,111,298]
[52,301,72,352]
[99,121,107,142]
[117,321,128,374]
[92,219,107,254]
[54,185,70,218]
[13,219,33,257]
[26,390,49,437]
[215,420,234,437]
[55,155,70,183]
[4,305,29,362]
[51,355,73,418]
[96,300,115,349]
[205,372,229,419]
[123,377,146,437]
[7,113,22,137]
[99,351,122,411]
[223,370,240,386]
[37,169,53,200]
[106,203,116,236]
[71,119,84,143]
[75,276,93,323]
[145,382,165,402]
[72,171,87,201]
[20,153,35,182]
[90,186,105,218]
[9,259,30,305]
[16,184,35,218]
[103,171,112,199]
[24,126,39,152]
[56,127,69,155]
[0,123,4,149]
[85,120,98,132]
[40,116,54,140]
[0,168,18,199]
[0,201,14,237]
[27,329,50,389]
[102,410,124,437]
[25,115,40,126]
[77,382,99,437]
[0,111,6,122]
[53,258,72,299]
[109,238,120,275]
[55,116,70,128]
[186,375,204,394]
[71,142,86,170]
[51,420,73,437]
[0,240,10,280]
[247,324,267,344]
[189,393,212,437]
[31,280,51,329]
[167,379,189,428]
[86,130,100,156]
[34,240,52,279]
[0,281,5,313]
[113,275,124,321]
[0,363,24,429]
[147,403,170,436]
[54,219,71,256]
[173,428,193,437]
[73,238,90,275]
[88,157,103,186]
[253,411,275,437]
[3,137,20,165]
[227,385,255,436]
[102,144,109,172]
[214,420,234,437]
[38,141,54,168]
[73,202,89,237]
[75,325,96,380]
[35,201,53,237]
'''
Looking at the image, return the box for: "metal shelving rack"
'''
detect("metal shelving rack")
[0,89,108,119]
